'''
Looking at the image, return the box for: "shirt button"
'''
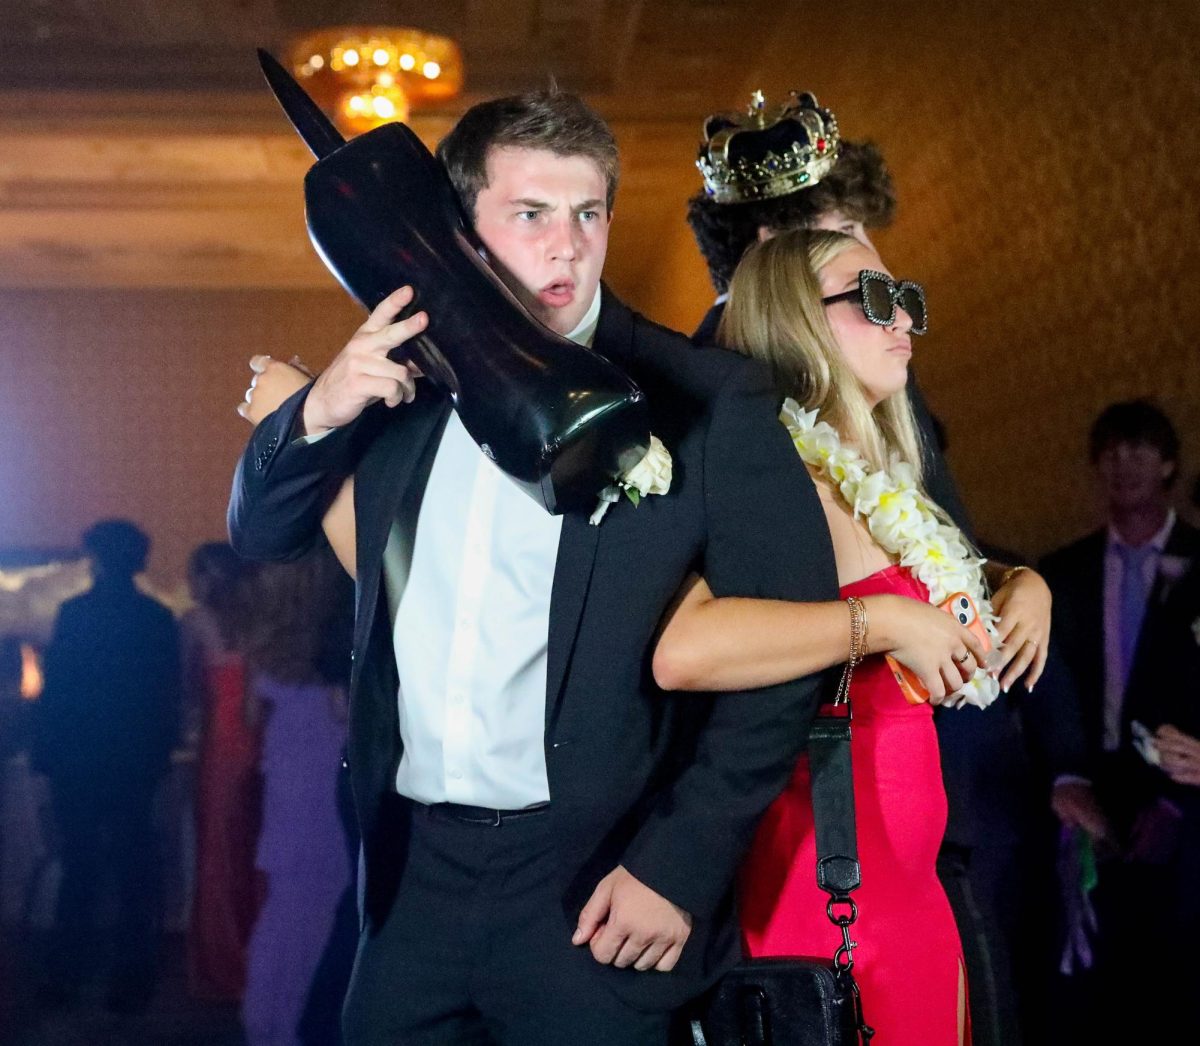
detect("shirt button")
[449,769,462,780]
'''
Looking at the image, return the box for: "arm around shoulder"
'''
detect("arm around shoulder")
[228,382,364,562]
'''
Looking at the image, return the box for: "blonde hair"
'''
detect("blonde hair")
[718,228,925,483]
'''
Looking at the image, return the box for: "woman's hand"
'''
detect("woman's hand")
[989,567,1052,692]
[235,354,359,580]
[237,355,314,426]
[864,593,990,703]
[1157,725,1200,787]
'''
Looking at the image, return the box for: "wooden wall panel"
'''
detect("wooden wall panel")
[0,288,361,587]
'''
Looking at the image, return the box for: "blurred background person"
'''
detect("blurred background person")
[1039,400,1199,1042]
[1117,519,1200,1040]
[182,542,262,1002]
[31,520,181,1013]
[239,550,354,1046]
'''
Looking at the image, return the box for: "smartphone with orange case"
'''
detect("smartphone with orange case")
[885,592,993,705]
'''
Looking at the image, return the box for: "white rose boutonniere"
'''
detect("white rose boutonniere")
[1192,615,1200,647]
[589,435,673,525]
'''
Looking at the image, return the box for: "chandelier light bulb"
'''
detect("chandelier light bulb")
[289,25,463,135]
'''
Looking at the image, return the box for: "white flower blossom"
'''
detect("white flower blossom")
[589,436,673,525]
[622,435,672,498]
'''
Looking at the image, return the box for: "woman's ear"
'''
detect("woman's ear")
[756,224,776,243]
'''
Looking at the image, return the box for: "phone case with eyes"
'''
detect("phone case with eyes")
[886,593,993,705]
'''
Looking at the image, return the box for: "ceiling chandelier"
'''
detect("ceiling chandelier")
[288,26,464,136]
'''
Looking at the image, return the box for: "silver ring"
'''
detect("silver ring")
[954,652,970,665]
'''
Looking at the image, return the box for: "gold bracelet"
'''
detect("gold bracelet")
[837,596,868,704]
[999,565,1029,589]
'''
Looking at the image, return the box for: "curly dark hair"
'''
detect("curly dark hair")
[687,140,896,293]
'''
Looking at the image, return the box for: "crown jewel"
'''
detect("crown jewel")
[697,91,841,205]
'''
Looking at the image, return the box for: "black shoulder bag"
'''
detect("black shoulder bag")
[688,653,876,1046]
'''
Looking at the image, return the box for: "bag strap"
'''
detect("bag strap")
[807,608,876,1040]
[810,595,865,901]
[809,703,861,898]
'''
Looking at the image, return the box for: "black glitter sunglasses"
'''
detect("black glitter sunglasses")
[821,269,927,335]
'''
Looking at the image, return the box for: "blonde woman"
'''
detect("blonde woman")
[652,229,1052,1045]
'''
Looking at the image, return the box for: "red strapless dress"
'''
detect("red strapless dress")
[739,565,966,1044]
[188,657,262,999]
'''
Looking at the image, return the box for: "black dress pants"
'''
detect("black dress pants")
[342,800,672,1046]
[48,776,162,1002]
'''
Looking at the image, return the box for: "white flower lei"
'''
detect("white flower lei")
[781,398,1000,709]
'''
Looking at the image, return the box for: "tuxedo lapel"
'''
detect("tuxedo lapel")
[1079,535,1107,684]
[545,514,600,729]
[1151,519,1200,606]
[353,391,451,660]
[544,289,636,728]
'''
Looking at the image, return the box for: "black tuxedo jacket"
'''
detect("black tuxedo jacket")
[230,289,839,1010]
[1040,519,1200,821]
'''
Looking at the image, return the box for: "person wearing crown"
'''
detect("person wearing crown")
[679,92,1068,1044]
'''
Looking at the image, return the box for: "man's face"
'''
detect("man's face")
[1095,440,1174,514]
[810,209,876,250]
[472,146,611,336]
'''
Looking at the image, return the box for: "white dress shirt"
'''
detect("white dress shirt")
[1101,510,1175,751]
[385,286,602,808]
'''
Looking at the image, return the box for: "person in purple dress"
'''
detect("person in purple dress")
[240,552,353,1046]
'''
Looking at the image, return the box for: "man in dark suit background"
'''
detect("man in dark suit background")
[1040,400,1199,1041]
[230,89,838,1045]
[33,519,181,1013]
[1130,557,1200,1039]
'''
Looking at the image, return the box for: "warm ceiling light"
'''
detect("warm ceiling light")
[289,25,464,137]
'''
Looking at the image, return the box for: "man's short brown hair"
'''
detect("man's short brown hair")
[437,89,620,217]
[686,140,896,293]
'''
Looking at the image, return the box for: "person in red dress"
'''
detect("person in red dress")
[653,229,1053,1044]
[182,542,262,1000]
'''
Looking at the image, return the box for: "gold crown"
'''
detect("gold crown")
[697,90,841,205]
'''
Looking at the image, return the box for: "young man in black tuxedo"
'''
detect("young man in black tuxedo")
[229,90,838,1045]
[1039,400,1200,1041]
